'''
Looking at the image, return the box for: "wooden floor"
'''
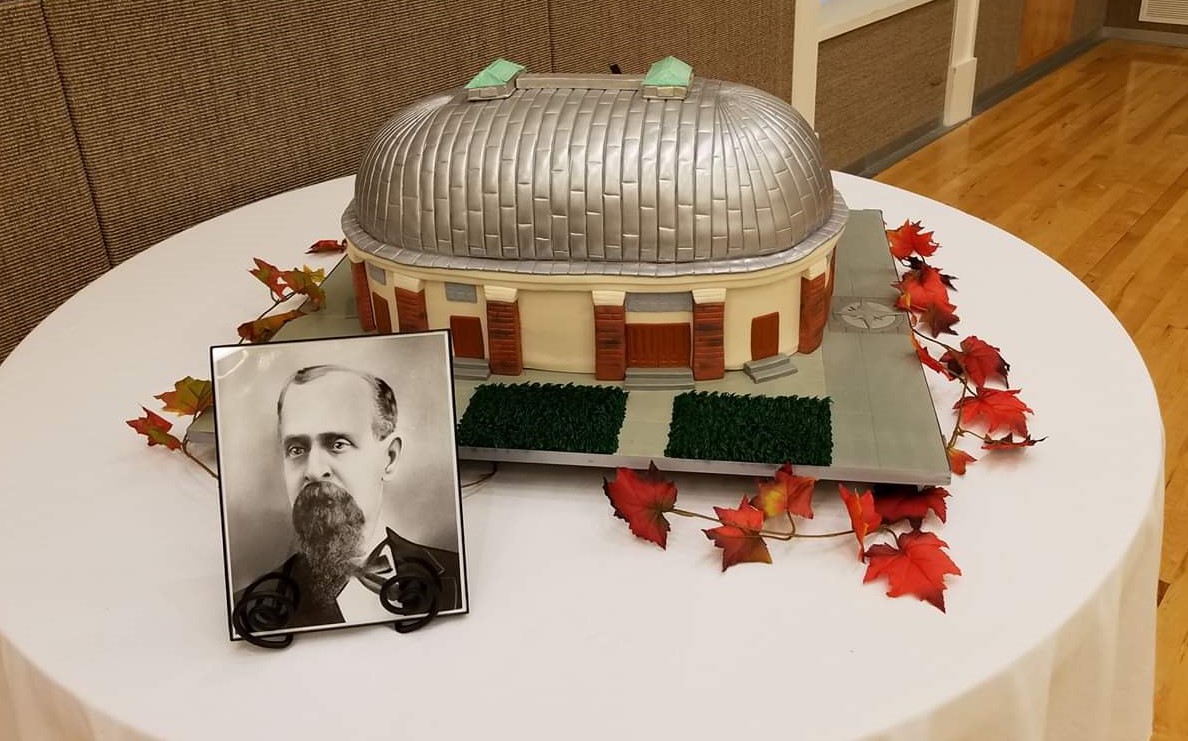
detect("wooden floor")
[877,39,1188,739]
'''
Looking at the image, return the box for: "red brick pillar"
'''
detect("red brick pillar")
[350,259,376,332]
[798,263,830,353]
[594,305,626,381]
[592,291,626,381]
[394,287,428,333]
[485,287,522,375]
[692,289,725,380]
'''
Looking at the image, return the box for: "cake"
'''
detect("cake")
[341,57,848,383]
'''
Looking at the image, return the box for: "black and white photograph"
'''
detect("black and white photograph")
[211,331,467,640]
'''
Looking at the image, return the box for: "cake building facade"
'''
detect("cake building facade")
[341,58,848,381]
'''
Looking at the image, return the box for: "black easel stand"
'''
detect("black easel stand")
[232,571,302,649]
[231,557,442,649]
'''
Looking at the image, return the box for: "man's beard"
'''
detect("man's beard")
[292,480,366,606]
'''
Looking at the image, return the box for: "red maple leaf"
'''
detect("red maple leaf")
[886,220,939,260]
[249,258,287,300]
[306,238,347,254]
[839,485,882,561]
[947,446,976,475]
[603,463,678,549]
[126,408,182,450]
[955,388,1033,437]
[864,530,962,612]
[750,463,816,520]
[872,485,949,528]
[940,336,1010,388]
[237,309,306,343]
[911,333,954,379]
[905,257,956,289]
[703,497,772,571]
[894,262,953,312]
[154,376,213,417]
[982,433,1045,450]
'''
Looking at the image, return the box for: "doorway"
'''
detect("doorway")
[450,315,485,359]
[625,323,691,368]
[751,312,779,360]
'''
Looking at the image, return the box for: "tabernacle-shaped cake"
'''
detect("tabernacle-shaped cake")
[341,57,848,382]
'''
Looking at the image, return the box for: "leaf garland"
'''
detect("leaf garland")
[129,246,340,475]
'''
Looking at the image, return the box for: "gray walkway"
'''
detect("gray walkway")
[822,210,950,483]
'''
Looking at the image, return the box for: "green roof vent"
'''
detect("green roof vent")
[642,56,692,100]
[466,58,525,100]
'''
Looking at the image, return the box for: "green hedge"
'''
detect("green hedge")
[664,391,832,465]
[456,382,628,454]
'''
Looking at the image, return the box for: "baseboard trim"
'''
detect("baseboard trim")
[846,119,956,177]
[973,33,1102,116]
[1102,26,1188,48]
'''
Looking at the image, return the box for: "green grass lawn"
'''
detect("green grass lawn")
[665,390,832,465]
[456,382,628,454]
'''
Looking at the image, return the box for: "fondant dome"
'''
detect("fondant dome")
[343,70,846,277]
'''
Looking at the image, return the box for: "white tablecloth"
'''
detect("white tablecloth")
[0,174,1162,740]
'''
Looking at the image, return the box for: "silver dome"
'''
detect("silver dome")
[343,75,847,277]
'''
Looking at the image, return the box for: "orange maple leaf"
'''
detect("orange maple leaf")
[604,463,678,549]
[864,530,962,612]
[249,258,287,300]
[947,446,976,475]
[886,220,939,260]
[281,266,326,310]
[954,388,1033,437]
[237,309,306,343]
[750,463,816,520]
[872,485,948,528]
[703,497,772,571]
[154,376,213,417]
[839,485,882,561]
[940,336,1010,389]
[126,408,182,450]
[306,238,347,254]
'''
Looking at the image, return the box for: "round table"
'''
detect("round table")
[0,174,1162,740]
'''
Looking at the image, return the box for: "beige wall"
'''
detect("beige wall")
[520,292,596,373]
[425,282,488,339]
[723,272,802,369]
[365,248,832,374]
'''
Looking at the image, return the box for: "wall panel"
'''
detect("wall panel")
[548,0,796,100]
[41,0,553,264]
[815,0,953,171]
[0,0,108,361]
[1073,0,1110,40]
[975,0,1027,96]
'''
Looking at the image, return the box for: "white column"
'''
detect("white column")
[943,0,980,126]
[791,0,820,124]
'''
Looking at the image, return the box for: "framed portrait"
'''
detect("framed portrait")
[210,331,468,641]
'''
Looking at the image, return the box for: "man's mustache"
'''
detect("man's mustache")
[292,479,365,543]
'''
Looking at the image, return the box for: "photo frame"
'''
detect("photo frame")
[210,331,468,644]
